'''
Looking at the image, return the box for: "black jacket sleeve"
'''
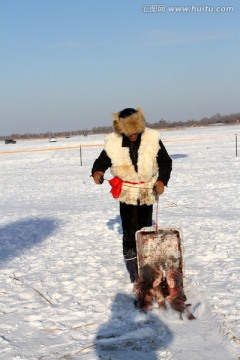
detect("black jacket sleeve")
[157,140,172,186]
[91,150,112,175]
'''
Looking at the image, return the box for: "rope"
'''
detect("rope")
[155,195,159,232]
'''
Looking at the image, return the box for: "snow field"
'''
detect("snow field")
[0,124,239,359]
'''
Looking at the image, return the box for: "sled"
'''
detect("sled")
[135,227,185,287]
[134,196,196,319]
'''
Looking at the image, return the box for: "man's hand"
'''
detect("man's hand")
[93,171,104,184]
[153,181,164,195]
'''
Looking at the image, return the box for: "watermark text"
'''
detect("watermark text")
[141,4,234,13]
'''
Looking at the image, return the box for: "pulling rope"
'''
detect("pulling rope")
[155,195,159,232]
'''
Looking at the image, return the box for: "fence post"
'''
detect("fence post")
[80,145,83,166]
[236,134,238,157]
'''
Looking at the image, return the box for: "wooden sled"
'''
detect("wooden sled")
[135,226,196,319]
[135,227,184,286]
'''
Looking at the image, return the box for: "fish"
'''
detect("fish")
[165,268,196,320]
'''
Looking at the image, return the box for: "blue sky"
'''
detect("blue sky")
[1,0,239,135]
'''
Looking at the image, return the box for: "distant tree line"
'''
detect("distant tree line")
[1,112,239,140]
[146,112,240,129]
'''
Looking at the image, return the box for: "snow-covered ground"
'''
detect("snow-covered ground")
[0,124,239,359]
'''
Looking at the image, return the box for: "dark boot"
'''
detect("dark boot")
[124,249,138,283]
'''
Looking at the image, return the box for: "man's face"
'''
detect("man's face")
[128,133,138,142]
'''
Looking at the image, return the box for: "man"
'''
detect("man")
[91,108,172,282]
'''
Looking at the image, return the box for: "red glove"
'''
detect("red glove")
[153,181,164,195]
[93,171,104,184]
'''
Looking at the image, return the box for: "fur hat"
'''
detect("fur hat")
[112,107,145,136]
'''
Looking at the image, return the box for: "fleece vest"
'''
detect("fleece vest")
[104,128,160,205]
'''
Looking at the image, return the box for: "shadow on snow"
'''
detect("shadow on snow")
[95,293,173,360]
[0,217,58,264]
[171,154,188,159]
[106,215,122,234]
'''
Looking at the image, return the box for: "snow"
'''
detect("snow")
[0,124,239,359]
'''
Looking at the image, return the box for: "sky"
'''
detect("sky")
[0,0,240,136]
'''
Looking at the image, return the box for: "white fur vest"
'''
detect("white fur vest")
[104,128,160,205]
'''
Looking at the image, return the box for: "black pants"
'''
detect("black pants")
[120,201,153,255]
